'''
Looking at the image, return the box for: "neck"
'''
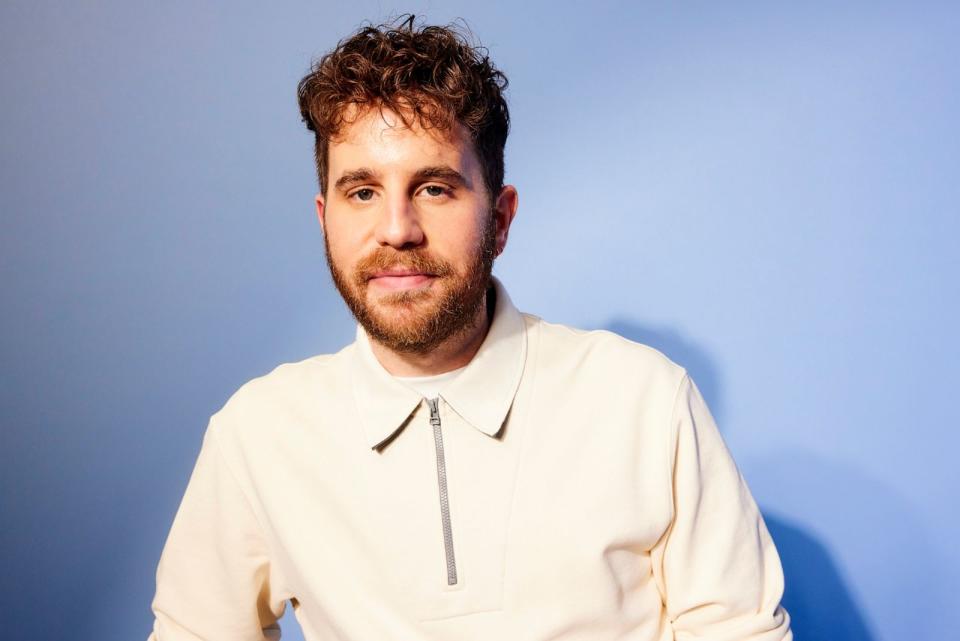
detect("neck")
[370,291,493,377]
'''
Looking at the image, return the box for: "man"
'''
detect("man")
[148,17,792,641]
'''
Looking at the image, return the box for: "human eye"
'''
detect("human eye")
[420,184,452,199]
[348,187,376,202]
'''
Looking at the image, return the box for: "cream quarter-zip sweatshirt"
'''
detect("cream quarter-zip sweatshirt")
[148,278,792,641]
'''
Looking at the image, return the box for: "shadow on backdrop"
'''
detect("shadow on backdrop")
[764,513,876,641]
[606,319,877,641]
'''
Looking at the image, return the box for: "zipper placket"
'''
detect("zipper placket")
[427,397,458,586]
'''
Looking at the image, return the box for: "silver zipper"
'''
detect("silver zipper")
[427,397,458,586]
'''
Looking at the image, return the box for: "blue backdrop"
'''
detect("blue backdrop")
[2,2,957,640]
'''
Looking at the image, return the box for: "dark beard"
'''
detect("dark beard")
[324,217,497,354]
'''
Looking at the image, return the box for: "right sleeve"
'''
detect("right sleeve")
[147,420,287,641]
[650,374,791,640]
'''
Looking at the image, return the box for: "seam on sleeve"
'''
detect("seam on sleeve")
[206,418,293,614]
[206,419,271,539]
[652,370,691,614]
[650,370,689,601]
[665,370,690,503]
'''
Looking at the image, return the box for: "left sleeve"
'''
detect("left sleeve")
[650,374,792,641]
[147,419,288,641]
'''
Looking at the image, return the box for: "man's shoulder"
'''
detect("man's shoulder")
[523,312,687,387]
[210,342,354,431]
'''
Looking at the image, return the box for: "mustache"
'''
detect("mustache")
[353,248,455,282]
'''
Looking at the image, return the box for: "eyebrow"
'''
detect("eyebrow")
[413,165,470,188]
[334,168,377,192]
[332,165,472,192]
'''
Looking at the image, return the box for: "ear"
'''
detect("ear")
[492,185,519,256]
[314,192,326,235]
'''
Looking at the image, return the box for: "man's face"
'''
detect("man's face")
[315,107,515,354]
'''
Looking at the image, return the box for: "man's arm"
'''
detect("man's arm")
[147,419,287,641]
[650,374,792,641]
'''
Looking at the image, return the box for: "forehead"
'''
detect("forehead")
[328,106,479,175]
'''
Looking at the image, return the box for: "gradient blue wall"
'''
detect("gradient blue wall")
[2,2,957,640]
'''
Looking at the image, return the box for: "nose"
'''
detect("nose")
[374,194,424,249]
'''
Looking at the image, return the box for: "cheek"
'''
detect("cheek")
[325,219,370,264]
[431,217,486,255]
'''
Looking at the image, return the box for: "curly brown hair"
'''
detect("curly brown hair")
[297,16,510,199]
